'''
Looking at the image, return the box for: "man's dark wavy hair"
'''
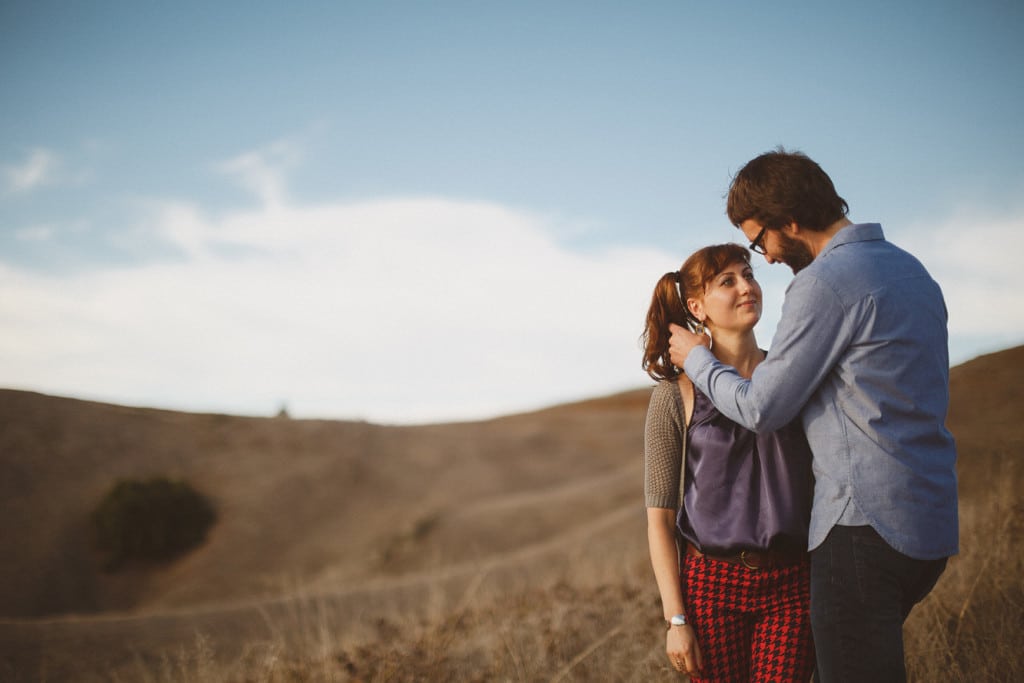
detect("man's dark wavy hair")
[727,148,848,232]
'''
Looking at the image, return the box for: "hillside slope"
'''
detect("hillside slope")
[0,386,652,619]
[1,344,1021,681]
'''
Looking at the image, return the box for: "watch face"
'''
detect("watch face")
[670,615,686,626]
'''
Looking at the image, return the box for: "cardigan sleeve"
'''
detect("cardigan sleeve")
[644,381,685,509]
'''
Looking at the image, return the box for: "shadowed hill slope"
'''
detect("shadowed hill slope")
[0,386,652,619]
[946,345,1024,456]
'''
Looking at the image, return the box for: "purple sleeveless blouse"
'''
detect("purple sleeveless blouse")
[677,385,813,554]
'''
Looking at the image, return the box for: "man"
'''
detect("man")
[669,149,958,682]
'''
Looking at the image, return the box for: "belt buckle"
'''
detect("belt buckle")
[740,550,762,570]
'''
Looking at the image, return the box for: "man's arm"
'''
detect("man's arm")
[677,274,854,433]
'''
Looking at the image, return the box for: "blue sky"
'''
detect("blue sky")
[2,1,1022,423]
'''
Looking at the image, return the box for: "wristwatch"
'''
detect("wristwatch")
[669,613,687,627]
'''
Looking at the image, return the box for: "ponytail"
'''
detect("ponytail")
[640,271,693,381]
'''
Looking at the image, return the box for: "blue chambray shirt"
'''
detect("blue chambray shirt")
[683,223,958,560]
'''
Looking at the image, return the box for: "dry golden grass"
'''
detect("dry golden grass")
[1,346,1021,682]
[901,345,1024,682]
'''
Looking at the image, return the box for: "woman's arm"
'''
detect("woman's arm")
[645,382,702,675]
[647,507,685,619]
[647,507,702,676]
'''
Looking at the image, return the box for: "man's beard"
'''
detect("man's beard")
[777,231,815,274]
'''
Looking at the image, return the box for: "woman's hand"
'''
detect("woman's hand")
[666,624,702,677]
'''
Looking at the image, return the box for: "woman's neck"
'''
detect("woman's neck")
[710,329,762,378]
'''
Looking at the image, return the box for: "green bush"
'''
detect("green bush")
[91,477,216,570]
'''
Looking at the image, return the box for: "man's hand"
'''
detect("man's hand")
[668,323,710,369]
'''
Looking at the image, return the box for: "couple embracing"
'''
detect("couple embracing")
[641,149,958,683]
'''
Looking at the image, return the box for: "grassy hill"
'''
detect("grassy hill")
[0,346,1021,682]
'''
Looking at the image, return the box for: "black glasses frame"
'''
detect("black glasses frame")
[748,226,768,255]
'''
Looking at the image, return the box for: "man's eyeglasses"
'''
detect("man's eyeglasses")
[748,226,768,255]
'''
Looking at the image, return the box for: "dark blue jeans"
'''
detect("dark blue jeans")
[810,525,947,683]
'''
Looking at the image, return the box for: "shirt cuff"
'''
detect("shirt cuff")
[682,345,716,387]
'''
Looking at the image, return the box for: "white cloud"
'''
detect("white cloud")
[895,209,1024,363]
[2,148,60,194]
[4,139,1017,424]
[0,193,671,423]
[215,139,299,208]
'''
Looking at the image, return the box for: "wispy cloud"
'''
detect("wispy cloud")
[14,224,56,242]
[214,137,302,208]
[2,148,60,195]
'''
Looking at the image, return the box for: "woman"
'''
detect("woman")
[642,243,815,682]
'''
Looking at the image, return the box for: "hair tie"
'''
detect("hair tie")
[671,271,681,283]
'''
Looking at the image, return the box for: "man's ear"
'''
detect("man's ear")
[780,221,800,236]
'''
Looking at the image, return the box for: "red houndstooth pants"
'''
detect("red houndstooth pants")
[681,553,815,682]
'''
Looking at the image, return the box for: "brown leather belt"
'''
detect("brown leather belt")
[685,542,806,570]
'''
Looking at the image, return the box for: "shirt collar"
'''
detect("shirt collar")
[820,222,884,258]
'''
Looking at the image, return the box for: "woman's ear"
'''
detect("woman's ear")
[686,297,704,321]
